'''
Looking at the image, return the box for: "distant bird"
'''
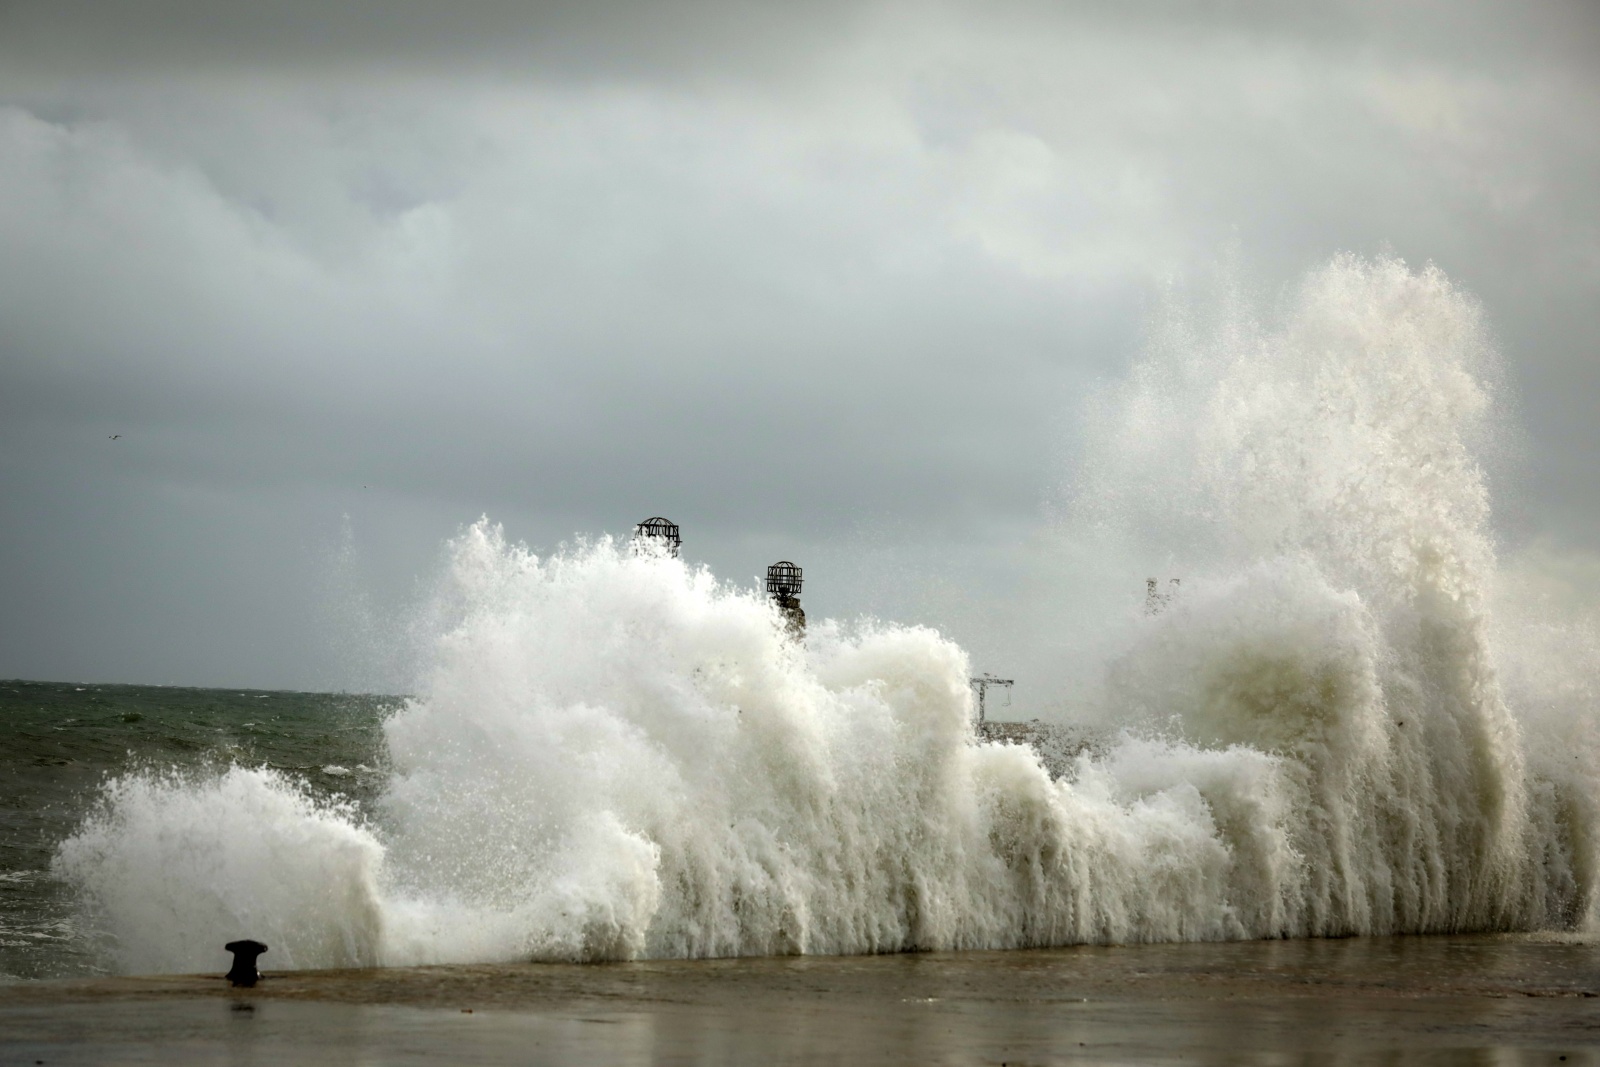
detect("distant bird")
[109,435,120,440]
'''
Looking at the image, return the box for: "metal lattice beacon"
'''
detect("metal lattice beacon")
[633,517,682,557]
[765,561,805,638]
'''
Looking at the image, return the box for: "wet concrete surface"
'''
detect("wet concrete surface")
[3,934,1598,1065]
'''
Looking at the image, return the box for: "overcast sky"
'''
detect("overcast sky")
[1,0,1596,694]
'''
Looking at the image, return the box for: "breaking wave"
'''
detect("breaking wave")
[54,255,1600,974]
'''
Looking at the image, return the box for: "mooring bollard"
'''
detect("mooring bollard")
[224,939,269,988]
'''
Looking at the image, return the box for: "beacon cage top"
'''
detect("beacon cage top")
[633,517,682,557]
[766,561,803,597]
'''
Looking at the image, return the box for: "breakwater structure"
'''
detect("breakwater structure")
[975,717,1104,778]
[972,673,1107,778]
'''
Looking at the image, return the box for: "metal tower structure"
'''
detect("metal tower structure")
[766,561,805,637]
[633,517,682,558]
[969,673,1014,725]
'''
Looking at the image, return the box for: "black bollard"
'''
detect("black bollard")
[224,939,268,988]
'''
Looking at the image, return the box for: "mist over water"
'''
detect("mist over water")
[52,255,1600,974]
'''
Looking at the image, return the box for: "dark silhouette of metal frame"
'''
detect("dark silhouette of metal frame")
[765,561,803,598]
[766,561,805,637]
[634,517,682,557]
[969,674,1014,726]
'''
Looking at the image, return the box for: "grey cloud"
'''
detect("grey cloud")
[1,1,1596,692]
[0,0,866,84]
[4,0,1596,82]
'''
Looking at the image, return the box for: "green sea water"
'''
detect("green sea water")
[0,680,399,981]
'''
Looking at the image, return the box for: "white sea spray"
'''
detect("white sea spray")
[53,255,1600,973]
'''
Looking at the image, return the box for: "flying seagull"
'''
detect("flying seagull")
[109,434,120,440]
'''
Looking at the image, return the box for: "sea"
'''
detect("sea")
[0,682,399,980]
[3,255,1598,988]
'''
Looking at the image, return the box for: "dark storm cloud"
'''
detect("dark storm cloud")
[4,0,1596,78]
[0,0,864,82]
[1,0,1596,690]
